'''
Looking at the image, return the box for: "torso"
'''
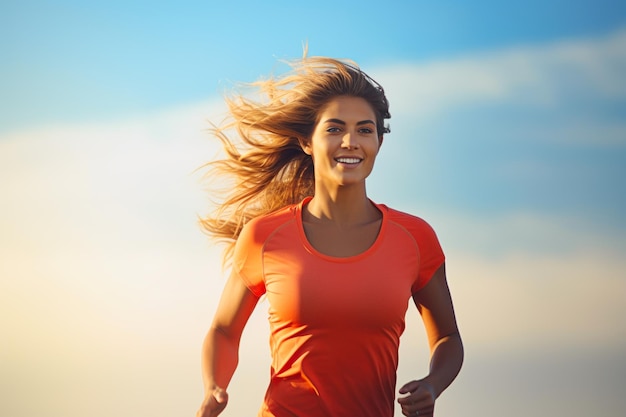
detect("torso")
[234,198,446,417]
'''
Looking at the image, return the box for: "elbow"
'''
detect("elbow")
[431,331,464,366]
[432,331,463,351]
[448,331,464,358]
[206,322,243,349]
[448,332,464,369]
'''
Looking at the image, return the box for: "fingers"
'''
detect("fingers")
[398,380,420,395]
[398,380,435,417]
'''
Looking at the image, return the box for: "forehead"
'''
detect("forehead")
[317,96,376,120]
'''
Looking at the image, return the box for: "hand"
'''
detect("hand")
[196,386,228,417]
[397,379,436,417]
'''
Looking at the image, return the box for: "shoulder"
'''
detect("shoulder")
[377,203,445,290]
[239,203,299,245]
[379,203,439,239]
[233,203,299,285]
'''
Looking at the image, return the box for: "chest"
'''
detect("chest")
[302,219,382,258]
[261,234,419,330]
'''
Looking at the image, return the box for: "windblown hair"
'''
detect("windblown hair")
[199,56,391,264]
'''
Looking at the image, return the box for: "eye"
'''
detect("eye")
[359,127,374,134]
[326,126,341,133]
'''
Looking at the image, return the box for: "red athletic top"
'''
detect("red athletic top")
[233,197,445,417]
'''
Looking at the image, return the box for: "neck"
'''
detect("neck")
[306,184,377,226]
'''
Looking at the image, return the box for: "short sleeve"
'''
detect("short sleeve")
[407,218,445,294]
[232,218,267,297]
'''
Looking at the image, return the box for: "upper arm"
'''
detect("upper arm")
[412,263,461,350]
[211,270,260,343]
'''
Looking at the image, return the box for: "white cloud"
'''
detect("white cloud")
[0,99,233,417]
[448,248,626,351]
[0,98,229,361]
[371,28,626,147]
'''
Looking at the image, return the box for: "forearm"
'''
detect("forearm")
[201,326,240,394]
[424,332,464,398]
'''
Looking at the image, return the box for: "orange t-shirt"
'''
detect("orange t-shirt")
[233,197,445,417]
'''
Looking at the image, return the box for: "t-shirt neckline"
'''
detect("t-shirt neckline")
[295,196,387,262]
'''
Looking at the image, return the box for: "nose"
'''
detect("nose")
[341,132,359,149]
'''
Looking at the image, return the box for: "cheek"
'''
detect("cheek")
[310,139,330,157]
[369,141,382,156]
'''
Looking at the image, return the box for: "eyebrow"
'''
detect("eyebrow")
[323,118,376,126]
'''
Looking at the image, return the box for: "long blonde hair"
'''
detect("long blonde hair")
[200,56,391,264]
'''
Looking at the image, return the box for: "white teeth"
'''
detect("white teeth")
[335,157,361,164]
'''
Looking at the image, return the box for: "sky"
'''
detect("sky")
[1,1,625,417]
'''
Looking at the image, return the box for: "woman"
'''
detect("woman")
[196,56,463,417]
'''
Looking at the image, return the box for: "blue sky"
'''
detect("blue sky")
[2,0,625,132]
[3,0,625,230]
[1,2,626,417]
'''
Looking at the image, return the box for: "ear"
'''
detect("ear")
[378,135,384,148]
[298,137,312,155]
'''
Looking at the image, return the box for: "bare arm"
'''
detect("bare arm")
[398,263,464,416]
[196,270,260,417]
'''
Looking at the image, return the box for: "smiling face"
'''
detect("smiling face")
[302,96,383,191]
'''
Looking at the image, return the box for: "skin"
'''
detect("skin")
[299,95,385,257]
[196,96,463,417]
[396,262,464,417]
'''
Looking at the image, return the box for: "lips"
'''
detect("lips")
[334,157,362,164]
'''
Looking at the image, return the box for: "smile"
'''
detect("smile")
[335,157,362,164]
